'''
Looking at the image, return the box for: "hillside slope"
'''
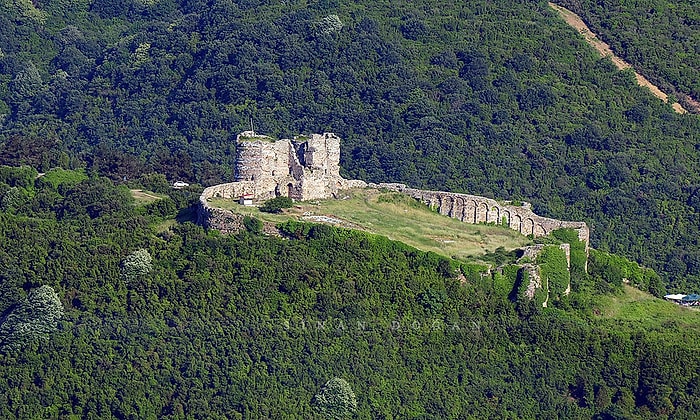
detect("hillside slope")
[553,0,700,113]
[1,172,699,418]
[549,2,686,113]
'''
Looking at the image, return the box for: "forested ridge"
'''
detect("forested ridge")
[3,1,700,417]
[1,167,700,418]
[1,0,699,291]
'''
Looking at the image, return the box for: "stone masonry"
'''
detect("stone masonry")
[198,132,590,251]
[233,131,364,201]
[371,183,590,248]
[197,131,367,228]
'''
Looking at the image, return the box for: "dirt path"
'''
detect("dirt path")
[130,189,163,201]
[549,2,687,114]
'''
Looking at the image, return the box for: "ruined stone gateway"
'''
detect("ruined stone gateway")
[198,132,589,248]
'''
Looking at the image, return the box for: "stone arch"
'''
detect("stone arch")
[534,224,546,237]
[440,195,454,216]
[522,218,535,235]
[464,200,477,223]
[488,206,500,224]
[453,197,465,218]
[501,209,511,227]
[477,202,488,223]
[511,214,522,233]
[287,183,294,198]
[426,196,437,210]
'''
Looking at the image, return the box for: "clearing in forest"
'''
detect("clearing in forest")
[594,285,700,347]
[130,189,165,205]
[208,188,531,261]
[549,2,687,114]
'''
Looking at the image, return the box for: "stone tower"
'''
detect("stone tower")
[234,131,345,201]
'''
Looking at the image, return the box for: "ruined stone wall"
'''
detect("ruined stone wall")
[197,185,280,235]
[232,132,350,202]
[235,133,295,201]
[297,133,344,201]
[200,181,255,202]
[521,244,571,269]
[521,264,542,302]
[375,183,590,248]
[199,179,590,246]
[518,244,572,305]
[199,132,590,249]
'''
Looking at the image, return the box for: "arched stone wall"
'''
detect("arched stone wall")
[501,209,511,227]
[465,200,477,223]
[198,180,590,250]
[535,224,547,236]
[511,214,522,232]
[373,184,590,248]
[488,206,500,224]
[455,197,466,220]
[477,202,488,223]
[428,196,438,210]
[440,195,454,216]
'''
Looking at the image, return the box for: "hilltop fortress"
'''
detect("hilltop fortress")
[197,132,589,247]
[200,131,366,202]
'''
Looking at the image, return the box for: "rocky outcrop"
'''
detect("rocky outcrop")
[197,200,280,236]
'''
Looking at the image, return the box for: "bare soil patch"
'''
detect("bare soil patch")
[549,2,687,114]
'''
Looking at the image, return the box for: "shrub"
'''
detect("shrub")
[121,249,153,283]
[259,196,293,213]
[243,216,263,234]
[0,285,64,352]
[537,246,570,299]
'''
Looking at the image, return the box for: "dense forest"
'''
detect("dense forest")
[1,167,699,418]
[0,0,699,292]
[3,1,700,417]
[1,0,699,291]
[555,0,700,111]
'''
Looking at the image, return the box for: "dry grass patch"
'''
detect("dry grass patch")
[130,189,166,205]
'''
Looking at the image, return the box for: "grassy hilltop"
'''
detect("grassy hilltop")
[209,189,530,260]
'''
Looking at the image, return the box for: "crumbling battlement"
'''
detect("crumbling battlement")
[233,131,357,202]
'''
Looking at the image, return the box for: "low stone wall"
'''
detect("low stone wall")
[374,183,590,248]
[200,181,255,202]
[197,183,280,235]
[198,181,590,250]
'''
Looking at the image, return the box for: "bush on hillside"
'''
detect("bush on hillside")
[260,196,293,213]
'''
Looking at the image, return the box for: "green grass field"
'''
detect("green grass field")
[130,189,166,205]
[207,188,531,261]
[594,285,700,346]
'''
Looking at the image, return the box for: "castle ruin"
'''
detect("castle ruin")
[198,132,589,248]
[217,131,365,202]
